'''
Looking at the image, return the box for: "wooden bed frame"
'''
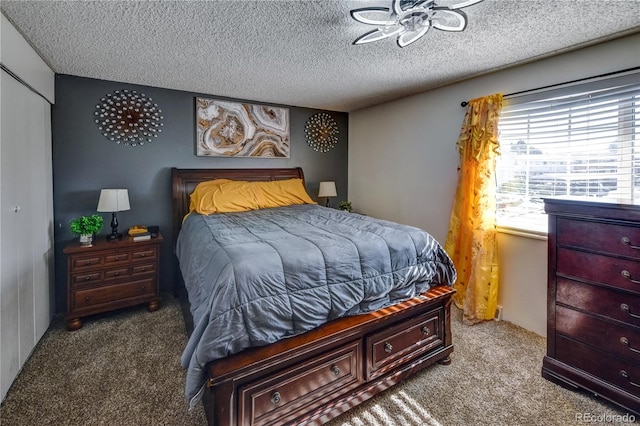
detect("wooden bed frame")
[171,167,455,426]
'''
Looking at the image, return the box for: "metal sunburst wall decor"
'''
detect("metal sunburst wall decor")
[305,113,339,153]
[94,89,163,146]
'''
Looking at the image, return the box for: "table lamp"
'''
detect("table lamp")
[97,189,131,241]
[318,181,337,208]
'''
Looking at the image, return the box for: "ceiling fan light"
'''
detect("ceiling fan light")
[397,22,431,47]
[351,0,481,47]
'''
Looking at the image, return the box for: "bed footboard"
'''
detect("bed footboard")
[203,285,455,426]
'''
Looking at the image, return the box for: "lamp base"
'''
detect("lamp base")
[106,232,123,241]
[106,212,122,241]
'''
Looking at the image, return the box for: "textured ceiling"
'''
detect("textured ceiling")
[1,0,639,112]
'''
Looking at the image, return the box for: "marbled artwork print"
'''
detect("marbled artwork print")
[196,98,289,157]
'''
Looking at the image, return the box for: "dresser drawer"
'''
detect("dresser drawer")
[556,335,640,397]
[557,218,640,259]
[557,247,640,294]
[72,278,155,310]
[366,307,443,380]
[557,278,640,328]
[239,340,363,426]
[132,248,156,261]
[72,271,103,286]
[556,305,640,364]
[104,251,130,265]
[72,255,103,271]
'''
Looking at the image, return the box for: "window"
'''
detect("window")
[496,71,640,233]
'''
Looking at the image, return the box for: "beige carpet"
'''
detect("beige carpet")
[0,295,633,426]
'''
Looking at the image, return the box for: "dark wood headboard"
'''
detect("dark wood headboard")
[171,167,305,247]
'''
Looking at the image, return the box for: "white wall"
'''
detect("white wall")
[349,33,640,337]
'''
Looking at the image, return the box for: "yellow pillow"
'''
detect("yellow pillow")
[253,179,315,209]
[189,178,315,215]
[189,179,259,214]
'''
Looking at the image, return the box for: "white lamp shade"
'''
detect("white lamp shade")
[318,181,337,198]
[97,189,131,212]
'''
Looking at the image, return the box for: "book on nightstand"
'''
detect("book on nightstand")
[132,232,151,242]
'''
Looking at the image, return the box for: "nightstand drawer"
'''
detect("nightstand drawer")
[72,271,103,285]
[132,248,156,260]
[73,278,155,309]
[104,252,130,264]
[132,263,155,275]
[72,255,103,270]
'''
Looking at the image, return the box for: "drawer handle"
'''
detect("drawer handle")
[422,326,430,335]
[84,296,91,301]
[114,272,120,276]
[141,286,146,291]
[114,257,120,261]
[384,343,393,353]
[621,303,640,319]
[621,236,640,250]
[620,370,640,388]
[140,254,146,257]
[85,276,91,281]
[271,391,281,405]
[331,365,340,376]
[620,337,640,354]
[621,270,640,285]
[85,261,92,265]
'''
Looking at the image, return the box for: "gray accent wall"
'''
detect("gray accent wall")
[52,74,348,314]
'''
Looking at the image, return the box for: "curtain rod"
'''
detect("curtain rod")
[459,66,640,107]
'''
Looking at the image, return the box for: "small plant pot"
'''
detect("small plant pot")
[79,234,93,247]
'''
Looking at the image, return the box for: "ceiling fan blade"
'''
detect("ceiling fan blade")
[354,28,401,45]
[350,7,392,26]
[432,9,467,31]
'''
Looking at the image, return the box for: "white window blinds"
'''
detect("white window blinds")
[496,71,640,233]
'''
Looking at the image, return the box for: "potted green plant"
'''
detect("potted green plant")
[70,214,104,247]
[338,201,353,212]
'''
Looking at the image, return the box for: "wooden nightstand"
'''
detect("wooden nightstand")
[63,233,163,330]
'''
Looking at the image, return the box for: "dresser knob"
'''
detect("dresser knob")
[85,296,91,301]
[114,272,119,276]
[85,261,92,265]
[85,277,91,281]
[621,270,640,285]
[621,236,640,250]
[620,336,640,354]
[331,365,340,376]
[620,370,640,388]
[384,343,393,353]
[620,303,640,319]
[422,326,430,335]
[271,391,281,404]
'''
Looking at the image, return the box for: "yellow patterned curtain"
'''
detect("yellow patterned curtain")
[445,93,503,324]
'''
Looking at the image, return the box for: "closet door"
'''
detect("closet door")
[0,68,53,400]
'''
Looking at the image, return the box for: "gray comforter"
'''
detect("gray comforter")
[177,204,456,405]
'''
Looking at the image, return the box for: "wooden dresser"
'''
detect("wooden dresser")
[63,233,162,330]
[544,198,640,414]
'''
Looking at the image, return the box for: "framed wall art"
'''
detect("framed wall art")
[196,97,289,158]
